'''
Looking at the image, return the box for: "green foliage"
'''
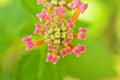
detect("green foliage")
[0,0,30,33]
[18,20,36,38]
[20,0,43,15]
[0,22,12,54]
[0,0,32,54]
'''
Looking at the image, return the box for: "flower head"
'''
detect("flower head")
[23,0,88,64]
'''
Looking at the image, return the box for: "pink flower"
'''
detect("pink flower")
[22,35,36,51]
[68,0,88,13]
[36,10,47,21]
[62,39,71,45]
[37,0,42,4]
[45,15,54,22]
[72,0,81,8]
[67,19,75,28]
[34,24,43,34]
[58,18,64,23]
[67,0,80,9]
[23,0,88,64]
[68,29,73,38]
[73,44,86,57]
[48,45,58,51]
[60,47,72,58]
[54,7,66,16]
[46,52,60,64]
[44,2,52,9]
[78,28,87,40]
[78,3,88,13]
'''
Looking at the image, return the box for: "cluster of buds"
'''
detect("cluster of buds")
[23,0,88,64]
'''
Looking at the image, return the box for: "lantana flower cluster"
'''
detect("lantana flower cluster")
[23,0,88,64]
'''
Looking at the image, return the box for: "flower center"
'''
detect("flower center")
[45,22,69,45]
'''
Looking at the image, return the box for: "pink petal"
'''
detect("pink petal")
[67,0,80,9]
[45,15,54,22]
[46,52,60,64]
[22,35,32,42]
[78,33,86,40]
[80,28,87,33]
[34,24,42,34]
[22,36,35,51]
[60,47,72,58]
[73,49,81,57]
[79,3,88,13]
[54,7,66,16]
[72,0,81,8]
[62,39,70,45]
[66,47,72,54]
[58,18,64,23]
[78,28,87,40]
[49,45,58,51]
[46,52,53,62]
[59,7,66,16]
[60,49,66,58]
[73,48,81,57]
[37,0,42,4]
[78,44,86,52]
[26,42,35,51]
[54,7,59,15]
[52,56,60,64]
[67,19,75,28]
[67,3,74,9]
[36,10,47,21]
[73,44,86,57]
[44,2,52,9]
[68,29,73,38]
[67,0,88,13]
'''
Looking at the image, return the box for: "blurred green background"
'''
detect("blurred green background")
[0,0,120,80]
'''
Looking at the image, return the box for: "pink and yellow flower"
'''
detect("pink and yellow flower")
[23,0,88,64]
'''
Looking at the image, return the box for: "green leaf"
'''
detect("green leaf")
[75,20,90,28]
[116,9,120,41]
[0,0,30,34]
[0,71,12,80]
[20,0,43,15]
[18,20,36,38]
[61,37,116,79]
[73,20,90,33]
[15,45,63,80]
[0,35,13,54]
[0,0,32,54]
[41,63,63,80]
